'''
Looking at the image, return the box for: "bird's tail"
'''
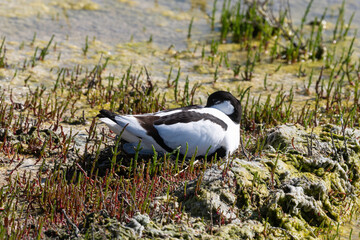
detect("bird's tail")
[97,110,123,135]
[97,109,117,123]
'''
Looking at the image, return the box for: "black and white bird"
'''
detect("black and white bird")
[98,91,241,158]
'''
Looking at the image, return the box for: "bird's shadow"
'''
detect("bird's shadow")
[85,142,206,177]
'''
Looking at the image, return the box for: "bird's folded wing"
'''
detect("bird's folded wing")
[154,111,227,156]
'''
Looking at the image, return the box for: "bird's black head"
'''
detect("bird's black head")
[206,91,242,124]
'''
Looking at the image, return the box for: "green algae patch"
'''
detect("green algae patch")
[163,124,360,239]
[52,0,99,11]
[117,0,139,7]
[193,64,212,74]
[0,1,52,18]
[215,221,264,239]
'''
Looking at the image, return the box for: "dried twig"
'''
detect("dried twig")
[255,0,304,48]
[174,160,200,177]
[62,209,80,237]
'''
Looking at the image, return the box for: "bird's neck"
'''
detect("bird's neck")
[228,105,242,124]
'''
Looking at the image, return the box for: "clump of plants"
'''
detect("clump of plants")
[0,0,359,238]
[0,55,208,238]
[217,0,353,62]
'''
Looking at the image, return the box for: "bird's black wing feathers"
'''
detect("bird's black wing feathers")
[160,105,202,113]
[154,111,228,130]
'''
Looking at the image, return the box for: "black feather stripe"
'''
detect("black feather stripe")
[135,115,174,153]
[160,105,202,112]
[154,111,228,130]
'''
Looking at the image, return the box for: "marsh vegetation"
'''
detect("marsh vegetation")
[0,0,360,239]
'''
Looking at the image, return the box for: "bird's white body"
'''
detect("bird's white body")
[99,91,241,158]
